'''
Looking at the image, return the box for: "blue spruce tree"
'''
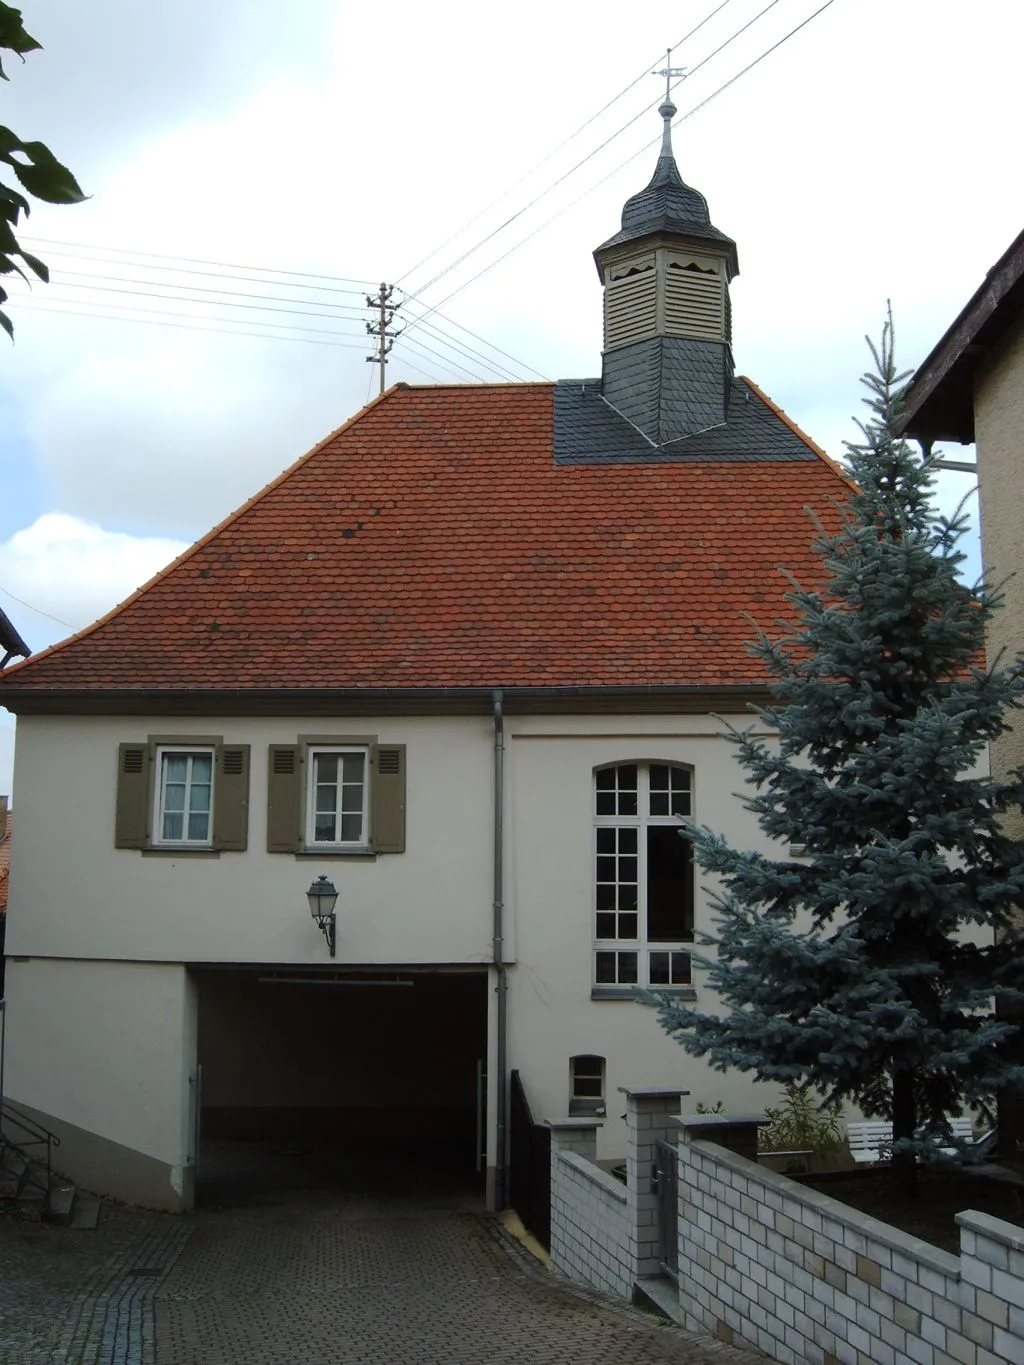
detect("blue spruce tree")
[657,318,1024,1192]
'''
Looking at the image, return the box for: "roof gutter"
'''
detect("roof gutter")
[0,683,773,718]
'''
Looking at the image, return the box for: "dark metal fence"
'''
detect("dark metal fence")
[508,1069,550,1250]
[654,1138,679,1280]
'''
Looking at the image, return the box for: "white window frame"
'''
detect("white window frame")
[306,745,370,849]
[593,761,694,991]
[569,1054,607,1116]
[154,745,215,847]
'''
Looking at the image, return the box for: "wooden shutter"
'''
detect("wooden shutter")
[370,743,406,853]
[267,744,302,852]
[115,742,151,849]
[214,745,250,852]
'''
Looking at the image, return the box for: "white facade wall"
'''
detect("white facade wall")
[506,714,786,1157]
[3,958,193,1204]
[8,712,495,965]
[5,706,798,1197]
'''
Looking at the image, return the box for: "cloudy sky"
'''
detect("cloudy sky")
[1,0,1019,794]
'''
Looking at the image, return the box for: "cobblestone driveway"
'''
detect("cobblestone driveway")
[2,1143,766,1365]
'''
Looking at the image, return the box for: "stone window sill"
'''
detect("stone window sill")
[590,986,697,1002]
[141,846,221,858]
[293,848,378,861]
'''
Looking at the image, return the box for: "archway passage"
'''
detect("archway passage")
[192,967,488,1206]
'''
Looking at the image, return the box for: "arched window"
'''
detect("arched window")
[593,762,694,990]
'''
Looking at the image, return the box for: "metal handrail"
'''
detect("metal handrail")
[0,1099,60,1206]
[1,1098,61,1149]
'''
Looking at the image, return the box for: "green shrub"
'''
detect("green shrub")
[760,1086,844,1159]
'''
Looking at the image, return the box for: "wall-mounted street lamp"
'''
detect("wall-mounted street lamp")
[307,875,339,957]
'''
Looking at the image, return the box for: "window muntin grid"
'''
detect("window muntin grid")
[156,748,213,845]
[593,762,694,989]
[308,747,368,846]
[570,1055,605,1100]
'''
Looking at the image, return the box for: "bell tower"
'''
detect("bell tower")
[594,96,738,445]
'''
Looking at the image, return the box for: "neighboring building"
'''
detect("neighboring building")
[0,100,856,1212]
[0,605,29,672]
[900,227,1024,1153]
[0,797,10,998]
[0,607,28,1000]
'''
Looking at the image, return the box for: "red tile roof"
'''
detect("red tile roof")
[0,381,853,697]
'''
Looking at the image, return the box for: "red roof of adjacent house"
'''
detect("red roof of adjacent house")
[0,381,852,698]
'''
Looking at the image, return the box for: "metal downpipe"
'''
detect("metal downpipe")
[492,687,508,1209]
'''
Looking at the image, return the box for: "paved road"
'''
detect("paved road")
[1,1143,766,1365]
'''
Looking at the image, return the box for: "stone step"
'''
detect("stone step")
[47,1181,77,1226]
[70,1192,101,1230]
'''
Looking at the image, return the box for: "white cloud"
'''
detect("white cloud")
[0,514,188,638]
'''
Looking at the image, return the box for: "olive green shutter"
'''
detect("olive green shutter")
[115,742,151,849]
[370,743,406,853]
[267,744,303,852]
[214,745,250,851]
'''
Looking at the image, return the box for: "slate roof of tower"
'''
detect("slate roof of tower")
[554,372,822,464]
[594,111,738,274]
[0,381,853,699]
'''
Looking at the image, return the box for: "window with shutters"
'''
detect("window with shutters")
[154,746,214,845]
[593,762,694,991]
[267,739,406,856]
[306,746,368,848]
[115,738,250,853]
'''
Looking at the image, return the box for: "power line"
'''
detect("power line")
[402,0,783,301]
[29,245,371,298]
[44,269,370,318]
[11,298,370,349]
[14,292,369,343]
[16,238,548,380]
[0,585,80,632]
[13,297,495,388]
[398,296,549,381]
[403,0,839,333]
[21,235,377,289]
[396,0,739,284]
[402,334,492,383]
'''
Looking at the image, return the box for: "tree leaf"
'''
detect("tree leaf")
[11,142,86,205]
[12,160,85,205]
[18,247,46,281]
[0,304,13,340]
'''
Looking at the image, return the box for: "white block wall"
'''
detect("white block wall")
[678,1137,1024,1365]
[550,1140,633,1300]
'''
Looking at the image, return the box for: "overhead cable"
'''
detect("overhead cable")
[403,0,839,333]
[396,0,739,284]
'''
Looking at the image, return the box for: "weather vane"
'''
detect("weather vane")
[653,47,687,103]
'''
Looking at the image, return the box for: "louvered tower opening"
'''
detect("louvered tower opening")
[663,251,726,342]
[603,256,657,350]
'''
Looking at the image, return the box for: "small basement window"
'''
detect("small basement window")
[569,1055,606,1117]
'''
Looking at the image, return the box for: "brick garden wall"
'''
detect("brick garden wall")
[678,1136,1024,1365]
[550,1144,633,1300]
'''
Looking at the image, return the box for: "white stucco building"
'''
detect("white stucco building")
[0,103,855,1211]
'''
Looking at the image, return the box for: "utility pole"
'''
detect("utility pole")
[365,283,402,395]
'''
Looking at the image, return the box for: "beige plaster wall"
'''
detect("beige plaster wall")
[7,713,495,965]
[3,957,194,1206]
[505,714,788,1158]
[976,310,1024,850]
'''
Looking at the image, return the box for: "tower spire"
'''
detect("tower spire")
[653,46,686,147]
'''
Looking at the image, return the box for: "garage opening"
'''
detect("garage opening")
[191,966,488,1204]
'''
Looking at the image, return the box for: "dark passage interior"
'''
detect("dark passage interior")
[193,967,488,1198]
